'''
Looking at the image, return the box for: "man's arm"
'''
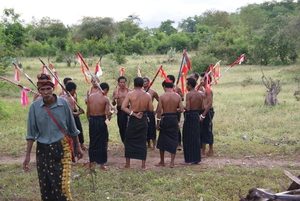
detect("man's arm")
[23,139,34,172]
[184,93,191,111]
[112,89,117,106]
[147,94,154,112]
[156,98,163,130]
[178,96,184,113]
[200,91,213,121]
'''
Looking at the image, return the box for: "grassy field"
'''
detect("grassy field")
[0,53,300,200]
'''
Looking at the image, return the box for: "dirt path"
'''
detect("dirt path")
[1,146,299,171]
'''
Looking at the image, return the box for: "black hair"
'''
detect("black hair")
[100,82,109,91]
[63,77,72,85]
[118,76,127,82]
[134,77,143,88]
[186,77,196,88]
[143,77,150,82]
[66,82,77,92]
[191,72,199,80]
[200,72,212,84]
[167,75,175,83]
[162,81,174,88]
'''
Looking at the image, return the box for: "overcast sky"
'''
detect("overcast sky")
[0,0,293,28]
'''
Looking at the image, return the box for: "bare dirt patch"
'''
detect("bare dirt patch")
[1,145,299,171]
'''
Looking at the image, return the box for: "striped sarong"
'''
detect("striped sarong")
[182,110,201,163]
[88,115,108,164]
[156,113,179,154]
[125,112,148,160]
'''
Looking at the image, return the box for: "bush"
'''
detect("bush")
[190,53,218,73]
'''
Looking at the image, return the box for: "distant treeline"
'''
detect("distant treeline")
[1,0,300,74]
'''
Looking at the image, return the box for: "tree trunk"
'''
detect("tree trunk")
[264,91,280,106]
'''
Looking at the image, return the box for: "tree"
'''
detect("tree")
[158,20,178,36]
[178,16,201,32]
[117,14,142,38]
[77,17,119,41]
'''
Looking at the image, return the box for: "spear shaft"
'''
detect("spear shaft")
[146,66,162,92]
[0,76,39,95]
[12,62,38,89]
[39,58,82,109]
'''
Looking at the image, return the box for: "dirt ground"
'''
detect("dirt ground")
[1,145,298,171]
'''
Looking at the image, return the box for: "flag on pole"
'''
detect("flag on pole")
[21,88,29,106]
[138,67,142,77]
[14,67,20,82]
[95,60,103,76]
[160,67,167,79]
[49,63,59,91]
[179,51,192,95]
[120,67,125,76]
[78,54,91,84]
[231,53,245,67]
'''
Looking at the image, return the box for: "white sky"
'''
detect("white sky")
[0,0,292,28]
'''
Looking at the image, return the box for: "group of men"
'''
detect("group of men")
[23,71,214,200]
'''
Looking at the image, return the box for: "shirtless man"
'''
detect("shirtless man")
[60,82,87,152]
[143,77,159,149]
[86,90,112,170]
[199,73,214,157]
[166,75,184,151]
[155,80,184,168]
[121,77,153,170]
[112,76,131,144]
[86,76,101,98]
[181,77,204,165]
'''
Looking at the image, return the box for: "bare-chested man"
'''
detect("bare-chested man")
[167,75,184,151]
[181,77,204,165]
[112,76,131,144]
[60,82,87,152]
[86,90,112,170]
[143,77,159,149]
[121,77,153,170]
[199,73,214,157]
[155,79,184,168]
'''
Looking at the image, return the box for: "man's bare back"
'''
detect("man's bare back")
[87,92,110,117]
[159,92,183,114]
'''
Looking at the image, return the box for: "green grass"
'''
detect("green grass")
[0,54,300,200]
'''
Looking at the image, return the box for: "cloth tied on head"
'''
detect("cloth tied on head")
[37,73,54,89]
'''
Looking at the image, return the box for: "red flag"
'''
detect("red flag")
[179,51,192,95]
[21,88,29,106]
[160,67,167,79]
[95,60,103,76]
[78,54,91,84]
[205,73,211,93]
[49,63,59,91]
[231,53,245,67]
[120,67,125,76]
[42,65,48,74]
[14,67,20,82]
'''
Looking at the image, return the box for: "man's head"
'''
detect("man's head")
[118,76,127,88]
[190,73,199,81]
[143,77,150,88]
[91,76,100,87]
[134,77,143,88]
[36,73,55,102]
[100,82,110,95]
[200,72,211,86]
[66,82,77,96]
[63,77,72,85]
[186,77,196,91]
[167,75,175,84]
[162,80,174,89]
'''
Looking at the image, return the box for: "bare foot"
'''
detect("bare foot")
[155,162,165,167]
[81,144,88,150]
[107,146,111,151]
[141,166,147,170]
[180,162,192,165]
[120,165,130,169]
[177,145,182,151]
[169,164,177,168]
[99,166,110,171]
[148,145,152,149]
[191,162,201,165]
[201,152,206,158]
[207,151,214,156]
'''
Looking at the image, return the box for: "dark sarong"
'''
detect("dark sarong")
[177,112,182,143]
[147,111,156,139]
[182,110,201,163]
[36,137,72,201]
[117,106,129,142]
[74,109,84,144]
[200,108,214,144]
[88,115,108,164]
[156,113,179,154]
[125,112,148,160]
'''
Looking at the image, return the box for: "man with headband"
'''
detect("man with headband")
[23,73,83,201]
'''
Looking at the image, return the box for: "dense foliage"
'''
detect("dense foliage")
[0,1,300,74]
